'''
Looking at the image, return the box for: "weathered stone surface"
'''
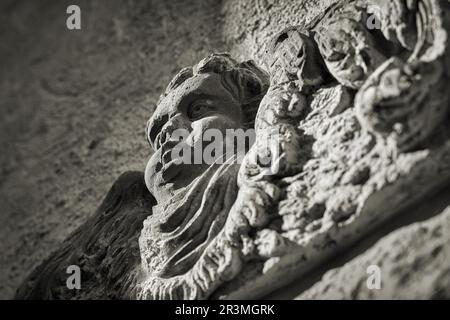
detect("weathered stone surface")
[297,204,450,300]
[0,0,225,299]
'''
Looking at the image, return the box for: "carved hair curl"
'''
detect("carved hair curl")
[158,53,269,128]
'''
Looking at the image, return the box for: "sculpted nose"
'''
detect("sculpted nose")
[146,113,169,151]
[146,109,188,150]
[151,114,190,151]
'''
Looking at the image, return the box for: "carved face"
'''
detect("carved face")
[355,57,448,152]
[315,17,386,89]
[145,72,244,203]
[265,28,326,87]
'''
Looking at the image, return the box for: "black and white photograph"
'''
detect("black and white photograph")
[1,0,450,310]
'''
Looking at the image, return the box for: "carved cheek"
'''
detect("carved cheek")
[144,149,164,192]
[186,116,240,150]
[186,118,218,152]
[186,120,205,148]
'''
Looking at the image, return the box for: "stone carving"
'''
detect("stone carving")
[16,0,450,300]
[265,27,327,88]
[140,0,450,299]
[355,0,450,152]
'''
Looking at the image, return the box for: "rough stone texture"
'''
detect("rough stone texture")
[298,203,450,299]
[221,0,339,64]
[2,0,450,300]
[265,184,450,299]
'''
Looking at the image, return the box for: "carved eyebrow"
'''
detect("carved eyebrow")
[179,92,222,114]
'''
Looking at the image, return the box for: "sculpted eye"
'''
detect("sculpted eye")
[187,100,215,120]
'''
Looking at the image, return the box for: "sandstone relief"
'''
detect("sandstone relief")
[15,0,450,299]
